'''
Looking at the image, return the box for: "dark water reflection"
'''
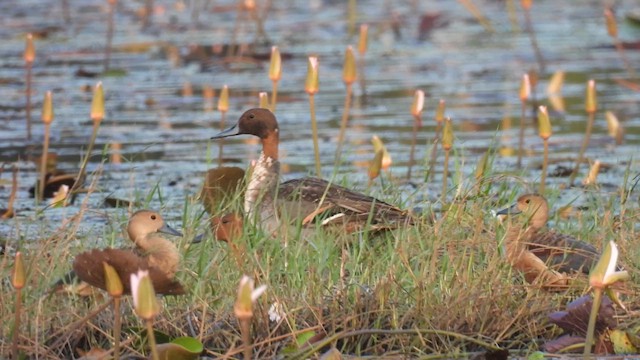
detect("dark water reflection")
[1,0,639,237]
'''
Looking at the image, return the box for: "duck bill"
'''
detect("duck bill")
[192,233,206,244]
[211,123,240,139]
[158,224,183,237]
[496,203,521,216]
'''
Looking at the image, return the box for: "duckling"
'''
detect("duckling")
[69,210,185,295]
[497,194,599,274]
[210,108,414,235]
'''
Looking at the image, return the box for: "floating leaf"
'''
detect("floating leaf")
[156,337,204,360]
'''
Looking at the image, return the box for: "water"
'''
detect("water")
[1,0,639,239]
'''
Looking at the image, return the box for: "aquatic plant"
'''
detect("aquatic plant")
[537,105,551,193]
[305,56,321,176]
[569,79,597,186]
[334,46,357,167]
[407,89,424,179]
[24,34,35,141]
[38,91,53,203]
[268,46,281,111]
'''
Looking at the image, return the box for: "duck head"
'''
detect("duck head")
[496,194,549,228]
[127,210,182,244]
[211,108,279,140]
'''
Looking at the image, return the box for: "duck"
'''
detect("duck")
[496,194,599,275]
[69,210,185,295]
[210,108,414,235]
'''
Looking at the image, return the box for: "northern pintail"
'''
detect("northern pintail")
[211,108,414,235]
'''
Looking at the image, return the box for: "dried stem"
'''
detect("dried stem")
[25,62,32,141]
[12,287,22,359]
[309,94,321,176]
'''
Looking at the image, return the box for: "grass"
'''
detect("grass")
[2,162,639,358]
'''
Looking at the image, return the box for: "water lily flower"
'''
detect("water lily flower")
[130,270,159,320]
[589,240,629,289]
[234,275,267,321]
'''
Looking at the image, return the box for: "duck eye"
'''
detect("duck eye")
[150,214,157,220]
[249,113,255,119]
[525,199,530,204]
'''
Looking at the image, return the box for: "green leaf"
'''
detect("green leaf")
[157,337,203,360]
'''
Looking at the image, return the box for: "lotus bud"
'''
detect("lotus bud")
[103,262,123,297]
[131,270,159,320]
[182,82,193,97]
[24,34,35,63]
[371,135,392,170]
[368,150,383,180]
[90,82,104,124]
[442,118,454,151]
[605,111,623,145]
[585,79,597,113]
[604,8,618,38]
[234,275,267,321]
[218,85,229,113]
[547,70,564,95]
[521,0,532,11]
[269,46,282,82]
[582,160,601,186]
[537,106,551,140]
[519,74,530,102]
[42,91,54,125]
[259,92,269,109]
[12,252,25,290]
[589,240,629,289]
[358,24,368,55]
[435,99,446,123]
[411,90,425,117]
[343,46,357,85]
[305,57,319,95]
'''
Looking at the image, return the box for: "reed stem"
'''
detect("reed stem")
[427,121,441,182]
[25,62,32,141]
[539,138,548,193]
[334,83,353,168]
[517,100,526,168]
[66,120,100,205]
[441,149,450,204]
[12,288,22,359]
[569,111,595,186]
[583,288,602,356]
[407,113,420,179]
[104,0,116,72]
[219,112,226,166]
[309,94,321,176]
[271,80,279,112]
[240,318,252,360]
[38,123,51,203]
[146,319,159,360]
[113,297,121,360]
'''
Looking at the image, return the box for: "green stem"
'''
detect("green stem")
[570,111,595,186]
[426,121,442,182]
[146,319,159,360]
[113,297,121,360]
[219,111,226,166]
[12,288,22,359]
[407,114,420,180]
[309,94,321,177]
[271,80,279,112]
[65,120,101,205]
[539,138,548,194]
[584,288,603,356]
[334,83,353,169]
[517,100,526,169]
[38,123,51,203]
[26,61,32,141]
[441,149,450,204]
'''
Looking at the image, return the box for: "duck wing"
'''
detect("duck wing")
[525,230,598,274]
[73,249,185,295]
[278,177,413,227]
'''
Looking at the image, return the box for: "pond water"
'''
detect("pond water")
[1,0,639,239]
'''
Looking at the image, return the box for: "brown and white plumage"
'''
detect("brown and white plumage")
[497,194,598,274]
[211,108,414,234]
[70,210,185,295]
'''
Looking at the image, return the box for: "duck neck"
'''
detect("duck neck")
[245,136,280,224]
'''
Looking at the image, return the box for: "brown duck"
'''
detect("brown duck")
[210,108,414,235]
[497,194,599,274]
[72,210,185,295]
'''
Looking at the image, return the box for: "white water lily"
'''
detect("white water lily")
[234,275,267,320]
[130,270,159,320]
[589,240,629,288]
